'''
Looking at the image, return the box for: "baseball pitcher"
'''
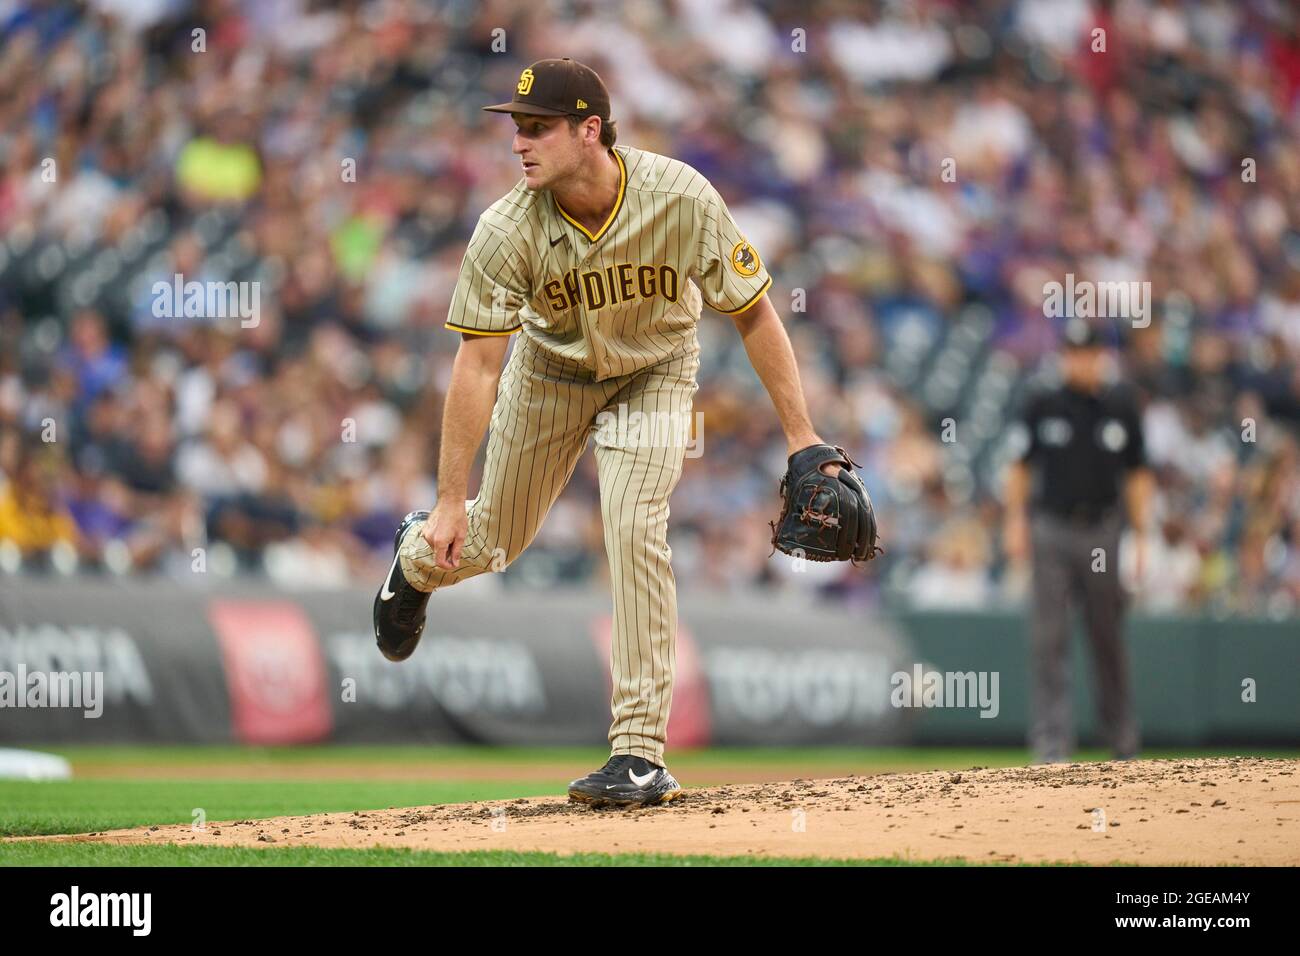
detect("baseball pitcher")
[373,57,878,807]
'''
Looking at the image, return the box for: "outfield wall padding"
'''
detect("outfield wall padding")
[0,580,913,747]
[0,580,1295,747]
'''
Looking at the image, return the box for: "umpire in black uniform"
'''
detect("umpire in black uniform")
[1004,318,1153,763]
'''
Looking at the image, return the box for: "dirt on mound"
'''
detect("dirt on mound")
[32,757,1300,864]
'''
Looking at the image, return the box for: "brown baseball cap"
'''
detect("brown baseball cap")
[483,57,610,121]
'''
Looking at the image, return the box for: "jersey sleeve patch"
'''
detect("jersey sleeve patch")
[731,241,761,278]
[694,183,772,315]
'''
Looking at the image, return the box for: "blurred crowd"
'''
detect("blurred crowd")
[1,0,1299,616]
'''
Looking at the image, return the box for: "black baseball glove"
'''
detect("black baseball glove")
[769,443,882,564]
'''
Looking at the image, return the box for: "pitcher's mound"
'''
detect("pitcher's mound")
[42,757,1300,865]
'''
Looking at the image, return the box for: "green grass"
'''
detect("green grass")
[2,746,1292,866]
[34,743,1300,774]
[0,842,1025,867]
[44,744,607,767]
[0,779,556,838]
[5,745,1294,839]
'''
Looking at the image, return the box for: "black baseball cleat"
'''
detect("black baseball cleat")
[567,754,683,808]
[373,510,432,662]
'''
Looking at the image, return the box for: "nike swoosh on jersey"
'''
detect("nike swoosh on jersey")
[550,235,564,247]
[379,552,402,601]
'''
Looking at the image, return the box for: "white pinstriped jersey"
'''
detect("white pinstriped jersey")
[444,144,773,380]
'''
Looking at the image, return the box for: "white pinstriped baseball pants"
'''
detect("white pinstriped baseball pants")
[400,336,699,766]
